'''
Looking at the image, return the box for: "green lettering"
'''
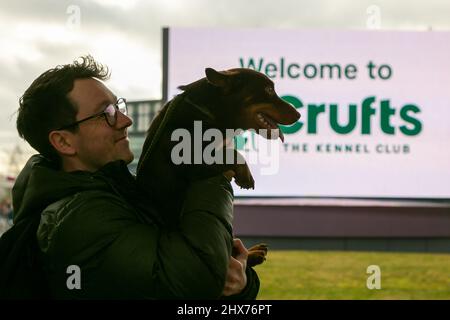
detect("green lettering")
[239,57,264,72]
[330,104,357,134]
[308,103,326,134]
[304,64,317,79]
[361,96,376,134]
[320,64,342,79]
[287,63,300,78]
[265,63,277,78]
[344,64,357,79]
[400,104,422,135]
[380,99,396,134]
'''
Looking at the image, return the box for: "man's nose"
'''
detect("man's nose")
[116,110,133,128]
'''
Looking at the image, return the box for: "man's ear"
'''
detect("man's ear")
[205,68,229,88]
[48,130,77,156]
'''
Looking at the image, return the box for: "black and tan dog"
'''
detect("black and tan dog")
[136,67,300,267]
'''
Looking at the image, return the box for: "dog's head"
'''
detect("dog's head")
[200,67,301,142]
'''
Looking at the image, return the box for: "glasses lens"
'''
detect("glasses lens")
[104,104,116,126]
[117,98,127,115]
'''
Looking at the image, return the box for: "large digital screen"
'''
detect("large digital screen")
[163,27,450,199]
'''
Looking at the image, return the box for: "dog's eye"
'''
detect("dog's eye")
[265,86,275,96]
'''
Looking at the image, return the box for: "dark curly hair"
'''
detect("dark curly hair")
[17,55,110,163]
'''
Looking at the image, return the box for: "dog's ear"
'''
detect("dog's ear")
[205,68,229,88]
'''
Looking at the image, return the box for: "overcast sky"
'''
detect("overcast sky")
[0,0,449,173]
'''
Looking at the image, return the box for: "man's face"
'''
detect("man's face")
[67,78,134,171]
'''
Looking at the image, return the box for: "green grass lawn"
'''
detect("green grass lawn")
[254,250,450,300]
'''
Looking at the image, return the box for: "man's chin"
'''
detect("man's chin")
[122,152,134,165]
[115,149,134,165]
[116,139,133,161]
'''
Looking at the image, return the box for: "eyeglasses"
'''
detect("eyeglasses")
[57,98,127,130]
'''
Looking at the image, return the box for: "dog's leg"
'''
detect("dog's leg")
[247,243,268,267]
[233,162,255,190]
[217,146,255,189]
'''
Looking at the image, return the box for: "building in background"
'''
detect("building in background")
[126,99,163,173]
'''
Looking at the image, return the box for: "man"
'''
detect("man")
[7,55,259,299]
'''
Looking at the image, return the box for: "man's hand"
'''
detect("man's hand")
[222,238,248,296]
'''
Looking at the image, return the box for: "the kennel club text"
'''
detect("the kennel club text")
[282,143,410,154]
[177,303,272,317]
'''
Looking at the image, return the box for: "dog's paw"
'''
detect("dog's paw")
[235,175,255,190]
[233,165,255,190]
[247,243,268,267]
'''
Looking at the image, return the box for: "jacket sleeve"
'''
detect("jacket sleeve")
[40,175,235,299]
[148,174,235,298]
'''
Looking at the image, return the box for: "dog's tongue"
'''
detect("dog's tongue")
[262,113,285,142]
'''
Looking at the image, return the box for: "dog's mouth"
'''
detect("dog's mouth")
[255,112,285,142]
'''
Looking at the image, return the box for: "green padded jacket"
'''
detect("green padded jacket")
[11,154,259,299]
